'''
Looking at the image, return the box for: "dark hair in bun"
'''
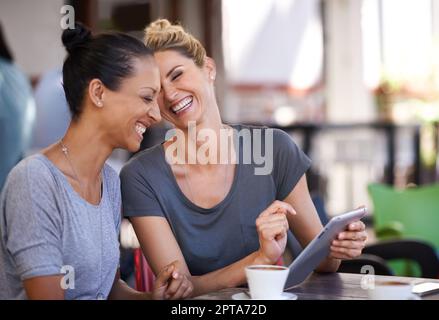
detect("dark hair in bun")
[61,22,91,54]
[61,22,153,120]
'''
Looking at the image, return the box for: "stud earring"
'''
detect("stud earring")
[97,101,103,107]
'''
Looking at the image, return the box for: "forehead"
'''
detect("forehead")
[122,57,160,87]
[154,50,194,70]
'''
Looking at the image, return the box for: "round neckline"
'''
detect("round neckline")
[159,127,242,214]
[35,153,107,209]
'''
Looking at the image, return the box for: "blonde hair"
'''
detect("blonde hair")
[144,19,206,67]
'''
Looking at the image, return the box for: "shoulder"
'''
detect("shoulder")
[233,124,297,150]
[1,155,61,213]
[5,154,56,189]
[232,124,287,139]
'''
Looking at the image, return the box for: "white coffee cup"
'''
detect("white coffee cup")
[367,280,414,300]
[245,265,289,299]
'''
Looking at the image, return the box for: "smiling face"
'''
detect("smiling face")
[154,50,216,129]
[100,56,161,152]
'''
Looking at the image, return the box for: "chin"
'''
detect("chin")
[126,141,142,153]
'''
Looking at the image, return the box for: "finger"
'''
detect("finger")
[260,201,296,218]
[337,231,368,241]
[169,278,190,300]
[329,252,351,260]
[154,264,175,288]
[164,274,185,298]
[330,246,362,259]
[256,215,288,230]
[332,239,365,250]
[258,220,289,236]
[347,221,366,231]
[260,225,288,241]
[181,283,194,299]
[258,220,288,232]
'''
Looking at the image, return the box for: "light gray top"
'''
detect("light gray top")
[0,154,121,300]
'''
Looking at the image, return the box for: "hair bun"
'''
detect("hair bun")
[148,19,172,31]
[62,22,91,54]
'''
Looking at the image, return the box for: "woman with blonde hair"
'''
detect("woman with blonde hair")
[120,19,367,297]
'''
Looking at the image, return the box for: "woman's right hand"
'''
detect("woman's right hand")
[255,200,296,264]
[151,260,194,300]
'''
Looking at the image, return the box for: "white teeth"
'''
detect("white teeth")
[171,97,193,113]
[135,123,146,135]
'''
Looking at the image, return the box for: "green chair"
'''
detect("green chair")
[368,183,439,276]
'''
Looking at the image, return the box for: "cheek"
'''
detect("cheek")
[158,102,171,117]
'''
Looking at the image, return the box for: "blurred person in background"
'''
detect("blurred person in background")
[0,23,192,300]
[0,22,35,191]
[31,68,70,151]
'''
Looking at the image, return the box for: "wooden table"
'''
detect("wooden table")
[194,272,439,300]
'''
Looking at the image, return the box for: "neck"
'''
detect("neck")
[60,119,113,181]
[178,119,234,168]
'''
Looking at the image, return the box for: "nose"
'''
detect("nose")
[147,101,162,123]
[162,83,178,102]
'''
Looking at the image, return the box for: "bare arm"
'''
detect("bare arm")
[108,262,192,300]
[283,174,341,272]
[108,269,151,300]
[130,216,263,297]
[23,275,65,300]
[130,201,294,297]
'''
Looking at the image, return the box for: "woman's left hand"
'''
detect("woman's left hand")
[329,221,368,260]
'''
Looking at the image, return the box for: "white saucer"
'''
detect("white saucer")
[232,292,298,300]
[407,294,422,300]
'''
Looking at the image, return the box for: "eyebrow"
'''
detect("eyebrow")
[140,87,158,94]
[166,65,183,78]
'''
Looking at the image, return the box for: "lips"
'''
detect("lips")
[134,121,147,141]
[170,96,193,114]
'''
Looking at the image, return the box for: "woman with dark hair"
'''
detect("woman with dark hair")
[0,23,192,300]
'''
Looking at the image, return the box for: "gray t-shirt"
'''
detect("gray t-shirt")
[120,125,311,276]
[0,154,121,299]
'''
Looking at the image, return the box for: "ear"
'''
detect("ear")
[204,57,216,82]
[88,79,105,108]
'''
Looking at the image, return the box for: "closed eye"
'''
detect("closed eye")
[171,70,182,81]
[142,96,154,103]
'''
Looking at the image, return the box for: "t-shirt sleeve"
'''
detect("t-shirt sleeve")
[271,129,312,200]
[3,160,63,281]
[120,159,165,218]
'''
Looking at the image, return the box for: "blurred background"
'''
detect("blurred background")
[1,0,439,283]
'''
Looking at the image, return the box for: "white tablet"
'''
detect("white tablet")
[284,207,367,290]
